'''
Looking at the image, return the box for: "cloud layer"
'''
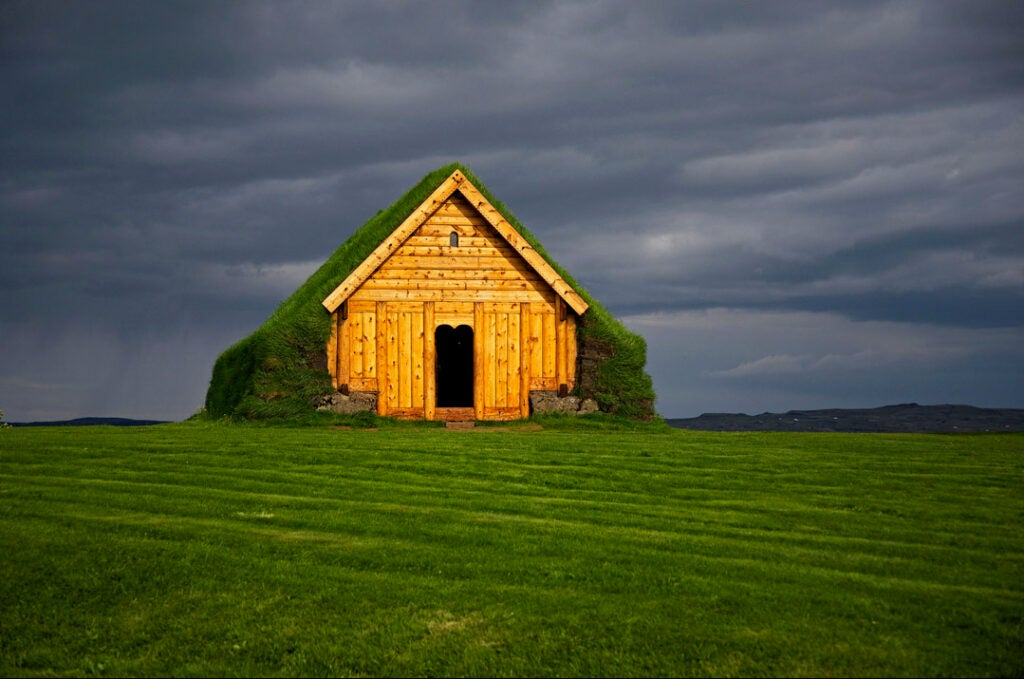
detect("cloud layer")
[2,1,1022,419]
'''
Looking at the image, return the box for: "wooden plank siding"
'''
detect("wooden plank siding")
[321,171,468,313]
[326,192,579,420]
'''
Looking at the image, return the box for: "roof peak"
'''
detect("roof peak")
[321,168,588,315]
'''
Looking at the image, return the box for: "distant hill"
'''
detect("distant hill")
[666,403,1024,433]
[11,417,170,427]
[10,405,1023,432]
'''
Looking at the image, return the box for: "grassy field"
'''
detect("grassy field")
[1,420,1021,677]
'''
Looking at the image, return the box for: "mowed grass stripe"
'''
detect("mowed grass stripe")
[6,463,1015,534]
[5,500,1015,614]
[9,465,1016,569]
[2,425,1021,677]
[5,477,1019,583]
[7,505,1013,603]
[5,436,1020,591]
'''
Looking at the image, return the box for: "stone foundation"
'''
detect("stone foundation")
[315,390,601,418]
[315,391,377,414]
[530,390,599,416]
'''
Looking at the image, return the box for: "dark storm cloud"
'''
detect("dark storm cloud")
[2,1,1022,419]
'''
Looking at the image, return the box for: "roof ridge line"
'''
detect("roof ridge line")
[321,169,588,315]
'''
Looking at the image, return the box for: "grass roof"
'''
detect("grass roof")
[204,163,656,420]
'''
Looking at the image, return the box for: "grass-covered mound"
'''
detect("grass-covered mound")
[205,163,656,419]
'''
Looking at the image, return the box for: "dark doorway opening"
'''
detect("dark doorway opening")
[435,325,474,407]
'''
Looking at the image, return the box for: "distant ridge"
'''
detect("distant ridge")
[11,417,170,427]
[666,403,1024,433]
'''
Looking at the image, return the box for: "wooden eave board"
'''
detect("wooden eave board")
[321,171,465,313]
[321,170,590,316]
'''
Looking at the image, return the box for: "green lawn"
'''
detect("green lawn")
[1,422,1021,677]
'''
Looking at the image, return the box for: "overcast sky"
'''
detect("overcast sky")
[2,1,1022,421]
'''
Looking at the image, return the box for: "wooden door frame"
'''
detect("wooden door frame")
[431,306,477,422]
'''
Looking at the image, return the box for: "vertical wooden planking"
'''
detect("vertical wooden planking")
[395,311,405,407]
[542,308,556,380]
[320,171,468,313]
[504,311,515,408]
[388,309,400,410]
[327,190,589,420]
[390,309,402,411]
[376,302,388,415]
[473,303,485,420]
[364,312,376,378]
[487,311,498,409]
[398,311,411,408]
[520,303,531,418]
[411,311,424,409]
[555,298,567,391]
[479,309,489,410]
[508,305,521,414]
[349,313,362,377]
[530,308,543,380]
[500,310,509,410]
[566,315,578,389]
[424,302,435,420]
[495,313,507,408]
[344,315,352,386]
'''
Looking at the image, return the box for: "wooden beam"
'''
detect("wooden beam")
[358,278,545,292]
[392,244,519,258]
[555,298,567,391]
[454,179,590,316]
[398,311,411,408]
[520,303,531,419]
[350,288,553,303]
[374,254,535,271]
[376,302,388,416]
[474,302,485,421]
[495,311,507,409]
[349,377,377,391]
[371,268,542,281]
[434,301,474,327]
[412,309,425,410]
[510,309,521,413]
[322,171,467,312]
[323,169,590,318]
[424,302,436,421]
[350,312,363,376]
[566,315,578,389]
[402,235,506,248]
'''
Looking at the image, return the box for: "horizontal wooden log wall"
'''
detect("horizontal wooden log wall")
[327,194,578,420]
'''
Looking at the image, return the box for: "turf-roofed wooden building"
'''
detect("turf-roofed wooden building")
[205,164,655,421]
[322,168,590,421]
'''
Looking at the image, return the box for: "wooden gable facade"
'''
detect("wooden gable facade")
[321,170,589,421]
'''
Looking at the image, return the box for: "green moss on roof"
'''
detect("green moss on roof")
[205,163,656,419]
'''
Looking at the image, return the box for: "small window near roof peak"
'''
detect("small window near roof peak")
[450,232,459,247]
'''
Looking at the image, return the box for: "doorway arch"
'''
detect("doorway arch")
[435,324,474,408]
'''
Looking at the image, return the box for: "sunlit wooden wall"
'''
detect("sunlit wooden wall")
[326,193,578,420]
